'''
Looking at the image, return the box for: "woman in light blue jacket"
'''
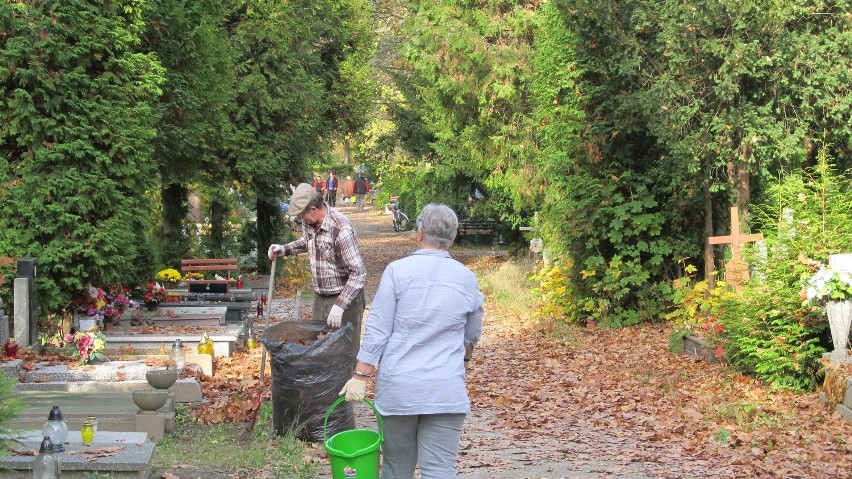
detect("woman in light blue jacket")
[339,202,485,479]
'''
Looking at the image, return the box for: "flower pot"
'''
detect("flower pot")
[146,303,159,312]
[826,301,852,363]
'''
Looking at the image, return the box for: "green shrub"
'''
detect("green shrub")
[713,144,849,391]
[0,373,24,455]
[717,283,825,391]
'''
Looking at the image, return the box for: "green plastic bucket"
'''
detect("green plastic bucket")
[324,397,384,479]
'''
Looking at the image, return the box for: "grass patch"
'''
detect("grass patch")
[477,259,537,323]
[707,400,786,431]
[154,404,319,478]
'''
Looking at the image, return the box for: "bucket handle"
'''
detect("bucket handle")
[323,397,384,450]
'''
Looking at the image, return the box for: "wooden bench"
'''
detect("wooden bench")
[457,219,500,245]
[181,258,237,294]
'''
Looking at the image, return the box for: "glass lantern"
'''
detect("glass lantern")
[81,421,95,446]
[33,436,60,479]
[169,339,186,374]
[40,406,68,452]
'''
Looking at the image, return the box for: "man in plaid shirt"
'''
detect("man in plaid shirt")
[268,183,367,350]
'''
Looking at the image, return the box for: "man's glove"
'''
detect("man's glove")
[339,377,367,402]
[268,244,286,260]
[327,305,344,328]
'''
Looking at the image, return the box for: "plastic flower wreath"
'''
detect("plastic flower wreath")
[64,331,107,365]
[802,258,852,305]
[155,268,182,284]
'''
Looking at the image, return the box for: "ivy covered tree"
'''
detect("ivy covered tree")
[0,1,165,314]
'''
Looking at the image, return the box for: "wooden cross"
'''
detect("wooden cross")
[708,207,764,291]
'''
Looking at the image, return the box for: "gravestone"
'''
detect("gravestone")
[828,253,852,274]
[13,277,30,346]
[708,207,764,291]
[15,257,38,346]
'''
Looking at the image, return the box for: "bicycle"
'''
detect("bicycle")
[390,202,410,232]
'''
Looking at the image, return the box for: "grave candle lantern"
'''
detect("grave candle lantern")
[41,406,68,452]
[169,339,185,374]
[4,339,18,359]
[32,436,60,479]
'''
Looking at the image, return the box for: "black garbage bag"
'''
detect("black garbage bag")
[263,320,356,442]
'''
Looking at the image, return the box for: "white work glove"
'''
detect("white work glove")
[339,377,368,402]
[327,304,344,328]
[268,244,286,260]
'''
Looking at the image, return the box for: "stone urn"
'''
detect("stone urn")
[145,369,178,390]
[132,390,169,413]
[825,300,852,363]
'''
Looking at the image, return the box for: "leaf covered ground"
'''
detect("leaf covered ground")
[179,210,852,478]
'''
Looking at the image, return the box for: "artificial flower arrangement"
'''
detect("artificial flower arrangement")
[801,258,852,305]
[64,330,107,365]
[155,268,182,284]
[112,294,131,311]
[71,285,107,318]
[144,282,168,308]
[102,306,122,325]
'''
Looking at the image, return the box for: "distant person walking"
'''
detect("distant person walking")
[326,172,338,207]
[312,175,324,194]
[354,174,370,212]
[338,203,484,479]
[268,183,366,351]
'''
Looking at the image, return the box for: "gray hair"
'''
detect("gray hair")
[416,203,458,249]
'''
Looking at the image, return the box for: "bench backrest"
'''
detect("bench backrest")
[181,258,237,275]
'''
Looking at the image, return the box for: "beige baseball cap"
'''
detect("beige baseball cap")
[288,183,318,216]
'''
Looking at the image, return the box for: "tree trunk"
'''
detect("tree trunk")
[703,174,715,287]
[161,183,189,267]
[256,199,275,275]
[343,137,351,164]
[209,200,227,257]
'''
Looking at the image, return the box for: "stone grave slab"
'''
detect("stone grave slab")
[105,330,239,358]
[165,301,251,322]
[0,359,23,378]
[0,430,154,479]
[14,360,203,403]
[142,305,227,327]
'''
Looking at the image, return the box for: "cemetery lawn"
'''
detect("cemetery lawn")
[153,212,852,477]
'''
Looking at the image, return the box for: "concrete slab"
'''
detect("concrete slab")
[0,430,154,479]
